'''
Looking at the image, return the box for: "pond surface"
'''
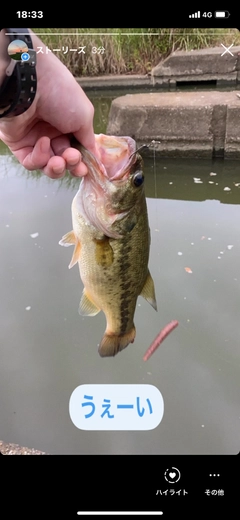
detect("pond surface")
[0,91,240,454]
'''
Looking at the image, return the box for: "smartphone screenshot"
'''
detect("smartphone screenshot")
[0,9,239,517]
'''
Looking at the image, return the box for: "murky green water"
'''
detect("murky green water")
[0,92,240,454]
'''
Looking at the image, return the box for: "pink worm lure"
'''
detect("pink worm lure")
[143,320,179,361]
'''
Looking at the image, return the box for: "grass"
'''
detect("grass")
[32,28,240,75]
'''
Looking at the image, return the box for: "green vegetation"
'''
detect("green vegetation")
[32,28,240,76]
[9,52,22,60]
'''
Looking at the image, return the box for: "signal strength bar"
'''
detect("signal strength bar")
[189,11,201,18]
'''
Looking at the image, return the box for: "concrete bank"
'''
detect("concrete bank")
[151,45,240,87]
[0,439,47,455]
[78,74,151,90]
[107,90,240,159]
[78,47,240,159]
[78,46,240,91]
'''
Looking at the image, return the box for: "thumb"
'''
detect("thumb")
[73,126,100,159]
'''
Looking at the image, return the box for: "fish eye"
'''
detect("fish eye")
[132,171,144,187]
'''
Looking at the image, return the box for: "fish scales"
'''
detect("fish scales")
[59,134,157,357]
[72,195,149,342]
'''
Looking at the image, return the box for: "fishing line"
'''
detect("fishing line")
[128,144,150,160]
[148,140,161,229]
[151,140,158,199]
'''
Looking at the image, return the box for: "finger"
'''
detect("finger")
[17,136,53,171]
[61,147,88,176]
[46,136,84,177]
[73,129,101,163]
[67,161,88,177]
[42,155,67,179]
[42,154,87,179]
[73,121,98,158]
[51,138,88,176]
[51,135,71,156]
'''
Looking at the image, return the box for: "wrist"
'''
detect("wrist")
[0,28,37,118]
[0,30,10,85]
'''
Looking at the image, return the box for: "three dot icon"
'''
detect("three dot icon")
[209,474,220,477]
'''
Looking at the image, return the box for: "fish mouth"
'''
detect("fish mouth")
[80,134,138,181]
[73,135,141,239]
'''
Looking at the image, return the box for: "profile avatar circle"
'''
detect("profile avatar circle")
[8,39,30,62]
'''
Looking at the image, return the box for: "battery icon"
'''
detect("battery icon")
[214,11,230,18]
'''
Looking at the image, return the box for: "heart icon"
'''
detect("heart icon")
[164,467,181,484]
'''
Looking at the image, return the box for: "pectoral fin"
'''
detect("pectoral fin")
[68,240,81,269]
[140,270,157,311]
[79,289,101,316]
[59,230,76,247]
[59,230,81,269]
[94,237,113,267]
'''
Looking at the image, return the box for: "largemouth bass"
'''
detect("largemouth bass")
[59,134,157,357]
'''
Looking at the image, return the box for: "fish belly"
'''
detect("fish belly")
[76,211,149,356]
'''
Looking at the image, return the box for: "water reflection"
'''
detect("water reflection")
[1,75,240,455]
[143,156,240,203]
[0,144,240,454]
[2,142,240,204]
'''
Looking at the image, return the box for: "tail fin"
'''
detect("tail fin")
[98,327,136,357]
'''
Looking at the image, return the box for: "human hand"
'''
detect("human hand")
[0,30,98,178]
